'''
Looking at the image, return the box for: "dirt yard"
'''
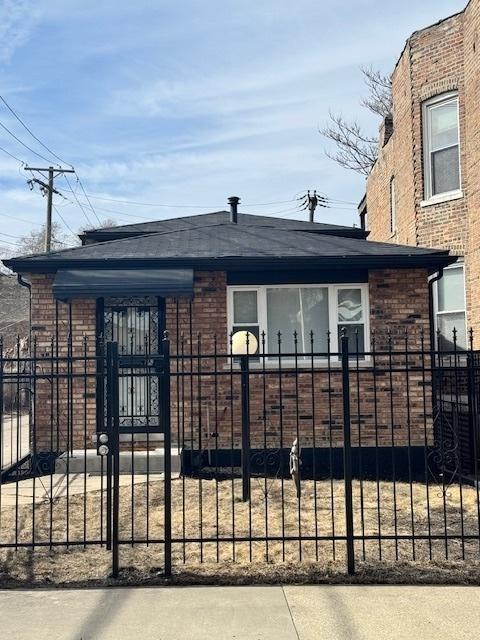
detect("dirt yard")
[1,477,480,586]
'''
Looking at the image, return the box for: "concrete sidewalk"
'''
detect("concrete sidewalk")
[0,585,479,640]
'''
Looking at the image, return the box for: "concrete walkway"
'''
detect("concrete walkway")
[0,585,479,640]
[1,414,29,470]
[0,472,163,506]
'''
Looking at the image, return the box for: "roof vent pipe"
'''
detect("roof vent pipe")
[228,196,240,223]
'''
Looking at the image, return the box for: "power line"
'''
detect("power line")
[62,174,93,226]
[67,196,303,222]
[241,199,297,207]
[81,191,355,211]
[0,94,103,228]
[57,193,157,221]
[0,120,53,164]
[0,211,43,226]
[0,95,72,168]
[0,237,20,247]
[328,199,357,206]
[0,144,25,165]
[246,205,302,216]
[52,203,77,237]
[0,231,23,239]
[75,176,101,224]
[81,193,224,208]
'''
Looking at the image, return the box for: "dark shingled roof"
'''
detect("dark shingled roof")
[3,212,456,273]
[79,211,369,241]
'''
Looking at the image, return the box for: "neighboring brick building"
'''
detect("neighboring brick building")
[3,208,454,474]
[363,0,480,349]
[0,273,29,346]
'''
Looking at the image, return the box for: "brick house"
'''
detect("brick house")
[3,205,454,476]
[362,0,480,350]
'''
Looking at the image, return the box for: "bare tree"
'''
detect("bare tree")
[79,217,117,233]
[360,66,393,119]
[320,66,392,176]
[17,222,72,255]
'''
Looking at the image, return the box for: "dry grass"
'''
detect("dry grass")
[1,476,480,587]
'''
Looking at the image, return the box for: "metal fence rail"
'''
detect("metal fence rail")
[0,329,479,579]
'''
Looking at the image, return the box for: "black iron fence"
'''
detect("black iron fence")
[0,329,479,580]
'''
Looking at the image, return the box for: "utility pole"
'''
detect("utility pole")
[299,190,328,222]
[25,166,75,251]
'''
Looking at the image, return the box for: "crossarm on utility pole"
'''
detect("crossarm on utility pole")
[24,165,75,252]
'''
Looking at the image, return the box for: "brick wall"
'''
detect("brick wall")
[27,268,433,454]
[365,0,480,343]
[166,269,432,453]
[29,274,97,452]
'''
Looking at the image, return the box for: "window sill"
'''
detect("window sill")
[420,190,463,207]
[224,359,372,371]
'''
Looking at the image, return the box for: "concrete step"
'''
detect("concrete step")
[55,448,181,475]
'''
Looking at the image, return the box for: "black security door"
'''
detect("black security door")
[99,296,166,431]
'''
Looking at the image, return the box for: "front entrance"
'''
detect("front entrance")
[99,296,165,431]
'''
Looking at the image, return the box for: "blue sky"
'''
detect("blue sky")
[0,0,465,252]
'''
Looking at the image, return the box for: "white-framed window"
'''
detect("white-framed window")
[433,264,467,351]
[422,92,461,200]
[227,283,369,359]
[389,176,396,235]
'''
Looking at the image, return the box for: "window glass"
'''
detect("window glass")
[301,288,329,351]
[267,288,301,353]
[438,267,464,312]
[338,324,365,353]
[233,290,257,323]
[430,101,458,150]
[424,95,460,198]
[230,284,368,357]
[436,266,466,351]
[338,289,363,322]
[437,313,467,351]
[432,146,460,195]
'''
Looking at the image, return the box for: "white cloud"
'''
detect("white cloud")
[0,1,43,62]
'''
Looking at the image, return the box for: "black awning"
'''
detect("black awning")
[52,268,194,301]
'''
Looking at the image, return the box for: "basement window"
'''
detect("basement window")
[228,284,369,358]
[423,92,461,200]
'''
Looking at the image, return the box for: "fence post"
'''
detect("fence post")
[162,332,172,577]
[467,331,479,476]
[240,354,251,502]
[104,339,112,551]
[108,341,120,579]
[341,331,355,575]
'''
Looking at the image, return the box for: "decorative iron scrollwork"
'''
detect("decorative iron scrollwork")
[251,448,283,497]
[427,403,460,495]
[104,296,161,427]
